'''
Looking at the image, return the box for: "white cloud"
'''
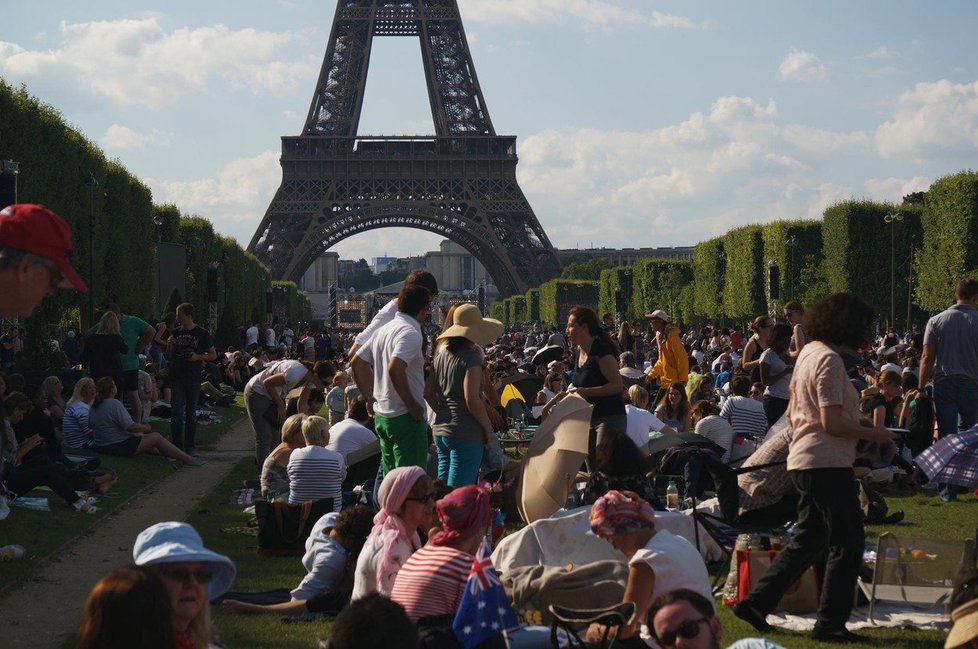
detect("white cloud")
[864,45,892,60]
[0,17,315,109]
[876,79,978,161]
[516,95,872,247]
[776,49,830,83]
[146,150,282,245]
[101,124,170,150]
[457,0,705,29]
[864,176,931,201]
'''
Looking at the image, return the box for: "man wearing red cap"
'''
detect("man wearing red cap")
[0,204,88,318]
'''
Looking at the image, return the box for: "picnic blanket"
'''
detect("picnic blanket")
[761,602,951,632]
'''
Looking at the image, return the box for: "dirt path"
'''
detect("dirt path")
[1,418,254,649]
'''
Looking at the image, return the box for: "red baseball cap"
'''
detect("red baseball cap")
[0,203,88,292]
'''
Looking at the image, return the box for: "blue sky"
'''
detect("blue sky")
[2,1,977,263]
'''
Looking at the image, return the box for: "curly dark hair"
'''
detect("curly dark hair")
[804,293,875,348]
[332,505,375,554]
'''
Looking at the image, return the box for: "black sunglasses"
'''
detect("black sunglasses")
[656,617,709,648]
[158,566,215,584]
[406,493,436,504]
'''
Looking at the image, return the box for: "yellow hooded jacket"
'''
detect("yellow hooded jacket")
[647,325,689,388]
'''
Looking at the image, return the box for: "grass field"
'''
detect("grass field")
[193,461,975,649]
[0,396,247,596]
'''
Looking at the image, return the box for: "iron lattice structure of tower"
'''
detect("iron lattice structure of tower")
[248,0,562,296]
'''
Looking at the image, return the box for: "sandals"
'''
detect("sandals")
[72,499,99,514]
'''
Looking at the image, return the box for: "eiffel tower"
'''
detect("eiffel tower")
[248,0,562,297]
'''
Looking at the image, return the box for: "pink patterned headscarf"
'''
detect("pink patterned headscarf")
[589,490,656,538]
[430,485,490,546]
[371,466,427,592]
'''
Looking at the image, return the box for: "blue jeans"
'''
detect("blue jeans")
[932,377,978,500]
[170,375,202,454]
[434,436,484,487]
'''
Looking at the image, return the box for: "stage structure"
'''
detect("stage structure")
[248,0,561,297]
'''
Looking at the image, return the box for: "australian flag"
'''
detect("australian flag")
[452,541,520,649]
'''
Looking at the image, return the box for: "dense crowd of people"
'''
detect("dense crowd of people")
[0,204,975,648]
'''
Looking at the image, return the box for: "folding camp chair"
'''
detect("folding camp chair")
[858,528,977,624]
[684,448,792,589]
[549,602,635,649]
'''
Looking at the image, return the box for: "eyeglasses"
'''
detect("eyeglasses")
[656,617,709,648]
[158,566,215,585]
[405,493,436,504]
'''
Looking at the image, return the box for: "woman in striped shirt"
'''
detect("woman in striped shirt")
[390,485,490,622]
[62,377,96,449]
[287,415,346,512]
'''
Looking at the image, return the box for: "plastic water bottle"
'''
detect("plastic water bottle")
[666,480,679,510]
[0,545,25,561]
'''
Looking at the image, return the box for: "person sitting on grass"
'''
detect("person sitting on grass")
[62,377,96,449]
[260,413,306,501]
[89,377,205,466]
[352,466,434,599]
[287,415,345,512]
[41,375,67,429]
[585,490,712,646]
[221,505,375,617]
[285,389,326,417]
[1,391,101,513]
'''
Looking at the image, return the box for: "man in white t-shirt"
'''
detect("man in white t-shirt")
[245,322,259,348]
[351,285,432,472]
[265,324,276,349]
[327,397,378,458]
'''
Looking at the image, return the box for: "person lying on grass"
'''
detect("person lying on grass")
[221,505,375,616]
[89,377,205,466]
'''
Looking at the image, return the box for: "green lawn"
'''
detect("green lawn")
[0,396,247,596]
[187,457,329,649]
[194,460,974,649]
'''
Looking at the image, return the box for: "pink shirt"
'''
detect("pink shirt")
[786,341,859,471]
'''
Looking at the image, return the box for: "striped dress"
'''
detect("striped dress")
[390,545,473,621]
[287,446,346,511]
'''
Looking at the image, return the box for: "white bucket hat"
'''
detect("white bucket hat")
[133,522,236,599]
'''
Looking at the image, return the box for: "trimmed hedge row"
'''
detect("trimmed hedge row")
[722,225,766,321]
[525,288,541,324]
[632,259,694,323]
[693,238,726,320]
[539,279,599,328]
[0,80,310,348]
[598,267,634,322]
[916,172,978,311]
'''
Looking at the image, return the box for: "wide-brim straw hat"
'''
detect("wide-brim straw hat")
[946,599,978,648]
[437,303,503,346]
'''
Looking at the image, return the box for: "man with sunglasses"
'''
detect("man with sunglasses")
[650,589,784,649]
[0,203,88,318]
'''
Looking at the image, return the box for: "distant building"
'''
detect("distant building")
[555,246,695,266]
[371,256,399,274]
[424,240,489,293]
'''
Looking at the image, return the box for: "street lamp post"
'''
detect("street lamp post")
[786,235,798,300]
[153,214,163,316]
[883,212,903,329]
[83,172,98,325]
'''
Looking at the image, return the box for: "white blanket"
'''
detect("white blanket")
[493,506,723,574]
[764,602,950,632]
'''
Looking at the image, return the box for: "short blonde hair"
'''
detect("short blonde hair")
[301,415,330,446]
[333,370,348,387]
[628,384,648,408]
[281,414,307,446]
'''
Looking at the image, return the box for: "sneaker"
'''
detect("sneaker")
[731,601,772,633]
[186,457,208,467]
[810,626,866,643]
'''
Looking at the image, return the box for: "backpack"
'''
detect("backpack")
[905,395,935,457]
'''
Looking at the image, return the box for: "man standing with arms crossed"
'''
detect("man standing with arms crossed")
[167,302,216,458]
[351,285,432,473]
[918,277,978,502]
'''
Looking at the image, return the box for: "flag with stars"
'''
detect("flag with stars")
[452,540,520,649]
